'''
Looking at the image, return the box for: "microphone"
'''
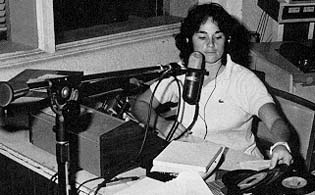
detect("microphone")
[183,51,206,105]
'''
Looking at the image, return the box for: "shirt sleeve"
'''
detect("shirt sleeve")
[239,70,274,116]
[149,76,184,104]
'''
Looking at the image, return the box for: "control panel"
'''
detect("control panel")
[258,0,315,23]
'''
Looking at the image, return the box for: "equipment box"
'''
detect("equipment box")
[29,105,167,180]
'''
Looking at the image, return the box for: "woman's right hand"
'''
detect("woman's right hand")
[156,121,188,141]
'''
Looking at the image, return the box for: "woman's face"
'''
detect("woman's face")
[192,17,226,65]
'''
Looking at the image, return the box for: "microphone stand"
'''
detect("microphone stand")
[48,76,81,195]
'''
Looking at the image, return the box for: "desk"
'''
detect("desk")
[0,126,149,195]
[0,125,260,194]
[251,40,315,103]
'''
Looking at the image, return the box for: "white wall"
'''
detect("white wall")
[0,35,180,81]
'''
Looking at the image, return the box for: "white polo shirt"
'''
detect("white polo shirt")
[150,55,274,157]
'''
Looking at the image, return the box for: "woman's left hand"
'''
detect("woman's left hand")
[269,145,293,169]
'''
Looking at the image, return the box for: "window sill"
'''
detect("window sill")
[0,22,180,69]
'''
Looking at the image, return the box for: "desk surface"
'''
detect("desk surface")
[0,125,260,194]
[251,41,315,85]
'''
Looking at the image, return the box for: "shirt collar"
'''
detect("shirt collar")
[217,54,233,81]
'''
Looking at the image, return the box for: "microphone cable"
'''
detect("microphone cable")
[135,66,179,160]
[174,104,199,140]
[201,64,223,140]
[165,76,182,142]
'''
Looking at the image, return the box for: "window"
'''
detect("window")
[53,0,181,44]
[0,0,184,56]
[54,0,181,44]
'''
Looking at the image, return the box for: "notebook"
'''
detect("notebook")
[151,140,225,176]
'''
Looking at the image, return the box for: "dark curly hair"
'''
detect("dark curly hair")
[175,3,251,67]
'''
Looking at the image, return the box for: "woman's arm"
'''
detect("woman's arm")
[258,102,293,168]
[131,88,186,140]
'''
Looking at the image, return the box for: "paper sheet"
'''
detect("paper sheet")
[114,171,214,195]
[239,160,271,171]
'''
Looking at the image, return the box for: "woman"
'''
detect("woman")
[132,3,293,169]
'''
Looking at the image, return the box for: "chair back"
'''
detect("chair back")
[255,85,315,172]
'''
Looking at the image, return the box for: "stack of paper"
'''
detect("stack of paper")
[151,140,225,177]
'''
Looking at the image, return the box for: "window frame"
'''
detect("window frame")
[0,0,182,68]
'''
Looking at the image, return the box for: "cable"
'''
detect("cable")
[260,13,268,42]
[201,64,222,139]
[93,181,105,195]
[76,176,103,194]
[174,64,222,140]
[256,11,264,36]
[47,173,58,195]
[135,68,173,159]
[255,11,269,42]
[174,104,199,140]
[136,77,162,160]
[165,76,182,141]
[92,176,140,195]
[88,185,99,195]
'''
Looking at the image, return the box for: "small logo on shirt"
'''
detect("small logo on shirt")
[218,99,224,103]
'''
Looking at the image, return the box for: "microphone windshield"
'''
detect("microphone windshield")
[187,52,205,69]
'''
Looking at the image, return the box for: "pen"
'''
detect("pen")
[106,176,140,186]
